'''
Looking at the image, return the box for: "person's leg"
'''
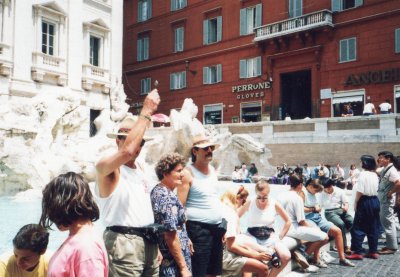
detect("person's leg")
[142,242,160,277]
[327,226,346,260]
[104,231,146,277]
[186,221,213,277]
[350,209,366,255]
[326,210,349,249]
[241,259,269,277]
[269,241,291,277]
[379,201,398,250]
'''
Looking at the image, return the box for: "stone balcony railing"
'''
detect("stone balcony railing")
[0,42,12,76]
[81,64,110,94]
[31,52,67,86]
[254,9,334,42]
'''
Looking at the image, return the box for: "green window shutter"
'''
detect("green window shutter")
[216,64,222,83]
[395,29,400,54]
[203,19,209,45]
[203,67,209,84]
[137,39,142,61]
[171,0,176,11]
[355,0,363,7]
[182,71,187,88]
[148,0,152,19]
[143,37,149,60]
[217,16,222,42]
[170,74,174,90]
[349,38,356,60]
[340,39,347,62]
[331,0,341,12]
[255,4,262,28]
[256,56,262,76]
[240,59,247,78]
[240,8,247,35]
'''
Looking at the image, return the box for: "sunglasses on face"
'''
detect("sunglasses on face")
[195,145,215,151]
[117,136,146,147]
[256,196,268,200]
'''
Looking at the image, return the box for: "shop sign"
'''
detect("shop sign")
[232,81,270,100]
[344,68,400,86]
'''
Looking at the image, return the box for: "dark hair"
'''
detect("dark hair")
[394,156,400,171]
[378,151,395,162]
[360,155,376,171]
[40,172,99,228]
[288,174,303,188]
[155,153,186,180]
[306,178,323,192]
[191,148,196,163]
[319,176,335,188]
[13,224,49,254]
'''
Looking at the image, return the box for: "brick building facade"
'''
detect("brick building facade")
[123,0,400,123]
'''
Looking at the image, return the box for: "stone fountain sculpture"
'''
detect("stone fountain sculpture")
[0,90,273,197]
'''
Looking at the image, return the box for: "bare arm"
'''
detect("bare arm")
[275,202,292,239]
[178,168,192,206]
[237,199,251,218]
[164,231,191,276]
[225,237,270,261]
[96,89,160,197]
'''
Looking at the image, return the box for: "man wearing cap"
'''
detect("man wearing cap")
[178,134,225,277]
[96,89,160,276]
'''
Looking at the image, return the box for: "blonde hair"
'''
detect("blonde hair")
[255,179,270,194]
[221,185,249,208]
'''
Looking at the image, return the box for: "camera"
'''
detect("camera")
[271,252,281,268]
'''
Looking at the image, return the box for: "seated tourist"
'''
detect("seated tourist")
[239,163,251,183]
[238,179,292,276]
[278,174,329,271]
[319,177,354,256]
[0,224,50,277]
[221,186,270,276]
[232,166,242,183]
[302,179,354,267]
[248,163,259,182]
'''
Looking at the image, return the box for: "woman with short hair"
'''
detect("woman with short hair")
[40,172,108,277]
[151,153,192,277]
[348,155,381,260]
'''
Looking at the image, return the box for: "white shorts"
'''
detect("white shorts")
[287,225,327,242]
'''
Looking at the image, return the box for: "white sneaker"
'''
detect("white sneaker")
[301,264,319,273]
[320,251,335,264]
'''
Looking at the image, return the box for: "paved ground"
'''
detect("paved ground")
[288,238,400,277]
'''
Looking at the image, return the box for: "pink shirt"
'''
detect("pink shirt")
[48,227,108,277]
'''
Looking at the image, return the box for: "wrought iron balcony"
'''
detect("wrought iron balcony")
[254,10,334,42]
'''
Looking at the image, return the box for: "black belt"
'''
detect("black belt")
[106,226,147,237]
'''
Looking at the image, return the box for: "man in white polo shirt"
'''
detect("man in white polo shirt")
[379,99,392,114]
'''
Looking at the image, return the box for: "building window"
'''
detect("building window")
[170,71,186,90]
[203,64,222,84]
[339,37,356,63]
[138,0,152,22]
[395,86,400,113]
[203,16,222,45]
[89,36,100,66]
[140,77,151,95]
[41,21,55,55]
[171,0,187,11]
[174,27,184,52]
[240,4,262,35]
[395,28,400,54]
[137,36,149,61]
[332,91,364,117]
[240,57,261,78]
[289,0,302,18]
[204,104,223,125]
[90,109,101,137]
[332,0,363,12]
[241,102,262,122]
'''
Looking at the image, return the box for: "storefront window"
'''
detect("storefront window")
[204,104,222,124]
[332,94,364,117]
[241,101,261,122]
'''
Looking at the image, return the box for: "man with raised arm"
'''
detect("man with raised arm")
[96,89,160,277]
[178,134,225,277]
